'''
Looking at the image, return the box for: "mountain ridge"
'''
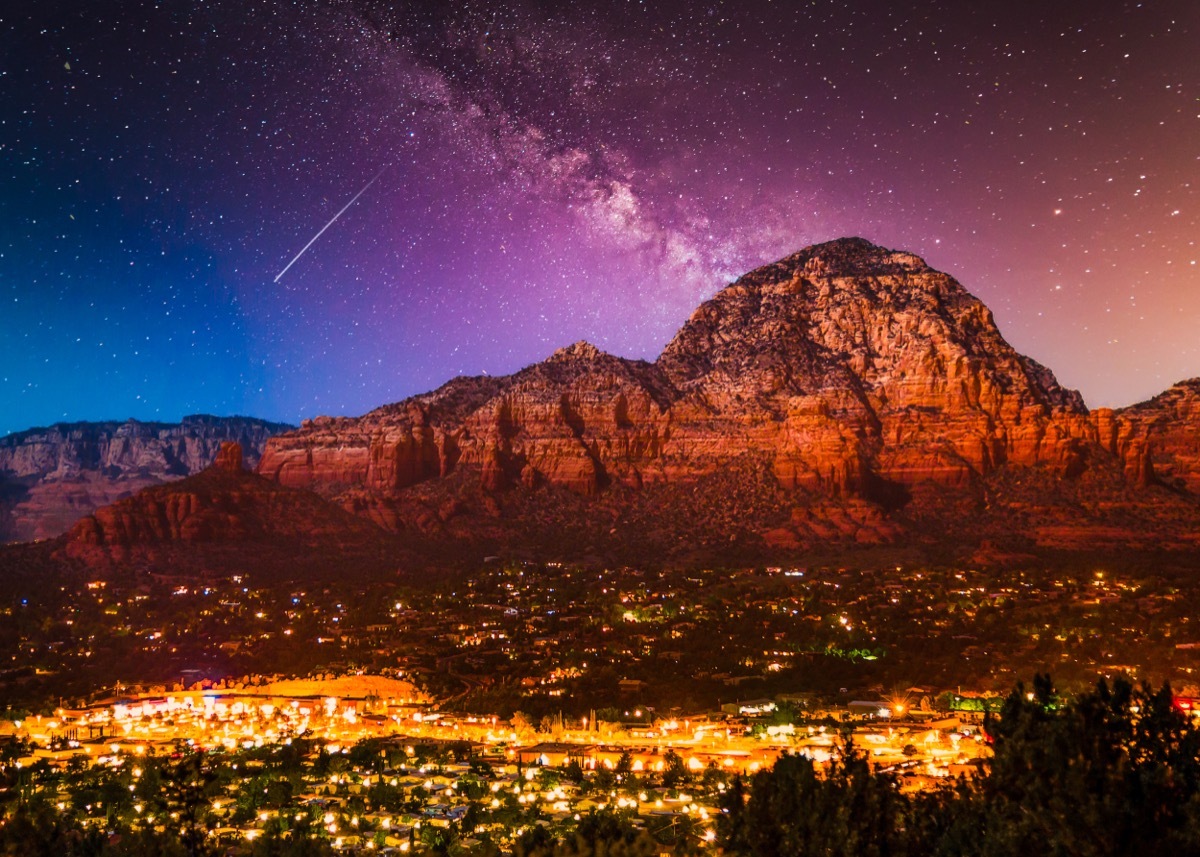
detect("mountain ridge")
[244,237,1199,559]
[8,238,1199,568]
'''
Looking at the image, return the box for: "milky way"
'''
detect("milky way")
[2,0,1196,434]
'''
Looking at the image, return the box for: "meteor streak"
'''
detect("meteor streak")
[274,167,386,283]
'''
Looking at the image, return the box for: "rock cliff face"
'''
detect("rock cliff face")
[657,239,1093,494]
[1103,379,1200,493]
[0,415,292,543]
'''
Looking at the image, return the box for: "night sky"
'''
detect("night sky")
[3,0,1196,436]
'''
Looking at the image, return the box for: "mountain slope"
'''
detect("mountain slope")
[1101,379,1200,492]
[62,443,407,580]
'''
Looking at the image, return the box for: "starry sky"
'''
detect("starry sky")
[2,0,1197,435]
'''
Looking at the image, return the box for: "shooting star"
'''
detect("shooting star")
[274,167,387,283]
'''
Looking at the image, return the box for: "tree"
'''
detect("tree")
[420,822,459,857]
[700,761,729,792]
[563,759,585,784]
[573,808,640,850]
[960,675,1200,857]
[161,751,219,857]
[514,823,556,857]
[661,750,689,789]
[512,711,535,739]
[717,739,902,857]
[717,676,1200,857]
[249,816,335,856]
[592,767,616,794]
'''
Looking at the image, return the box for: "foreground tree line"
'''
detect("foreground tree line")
[717,675,1200,857]
[3,676,1200,856]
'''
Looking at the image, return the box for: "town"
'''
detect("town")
[1,669,990,853]
[2,558,1197,718]
[2,558,1198,851]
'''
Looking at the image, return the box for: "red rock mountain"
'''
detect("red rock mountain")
[260,241,1078,494]
[35,239,1199,569]
[250,238,1199,559]
[0,415,292,544]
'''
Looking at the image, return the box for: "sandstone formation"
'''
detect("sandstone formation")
[0,415,292,543]
[1096,379,1200,493]
[213,440,245,473]
[654,240,1093,495]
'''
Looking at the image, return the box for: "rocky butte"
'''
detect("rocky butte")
[247,238,1199,562]
[62,441,405,580]
[0,415,292,543]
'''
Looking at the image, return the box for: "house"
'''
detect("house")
[847,700,890,719]
[516,742,595,768]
